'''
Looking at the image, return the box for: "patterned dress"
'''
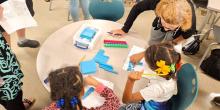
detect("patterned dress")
[0,33,24,101]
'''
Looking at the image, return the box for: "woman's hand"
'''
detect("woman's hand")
[84,76,100,87]
[130,52,145,65]
[109,29,125,37]
[128,71,143,81]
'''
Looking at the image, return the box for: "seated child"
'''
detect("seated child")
[43,66,120,110]
[120,42,181,110]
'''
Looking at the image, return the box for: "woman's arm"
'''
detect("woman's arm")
[122,0,160,33]
[123,71,144,103]
[0,0,7,4]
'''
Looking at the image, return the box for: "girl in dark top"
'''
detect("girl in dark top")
[111,0,196,45]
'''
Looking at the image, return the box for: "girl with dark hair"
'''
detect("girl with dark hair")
[120,42,181,110]
[43,66,120,110]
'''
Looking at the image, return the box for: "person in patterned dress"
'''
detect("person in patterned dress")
[0,4,35,110]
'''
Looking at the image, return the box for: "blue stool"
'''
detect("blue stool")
[89,0,124,21]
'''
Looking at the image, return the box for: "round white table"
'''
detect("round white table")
[37,19,148,100]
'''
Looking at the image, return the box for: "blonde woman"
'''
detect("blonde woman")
[111,0,196,45]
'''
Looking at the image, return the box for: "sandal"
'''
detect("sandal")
[23,98,36,110]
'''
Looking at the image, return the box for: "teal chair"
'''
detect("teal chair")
[171,63,198,110]
[89,0,124,21]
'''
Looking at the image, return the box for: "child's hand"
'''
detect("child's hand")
[130,52,145,65]
[84,76,100,87]
[128,71,143,81]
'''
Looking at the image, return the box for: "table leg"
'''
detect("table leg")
[198,10,213,34]
[49,0,53,11]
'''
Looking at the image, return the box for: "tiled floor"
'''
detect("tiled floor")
[1,0,220,110]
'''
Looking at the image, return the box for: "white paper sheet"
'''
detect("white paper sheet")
[0,0,37,34]
[122,45,160,79]
[122,45,145,71]
[82,77,114,109]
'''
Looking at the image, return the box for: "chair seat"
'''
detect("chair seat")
[171,63,198,110]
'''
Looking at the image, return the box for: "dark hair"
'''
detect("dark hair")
[49,66,83,110]
[145,42,181,78]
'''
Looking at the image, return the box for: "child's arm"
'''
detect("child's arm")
[122,71,144,103]
[84,76,120,109]
[130,51,145,65]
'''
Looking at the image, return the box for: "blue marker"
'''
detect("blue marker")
[82,87,95,99]
[44,77,49,84]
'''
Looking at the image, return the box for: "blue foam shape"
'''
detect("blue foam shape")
[80,27,96,40]
[44,77,49,84]
[97,49,105,55]
[99,63,117,74]
[95,55,109,64]
[82,87,95,99]
[94,49,109,64]
[99,63,113,70]
[80,60,97,75]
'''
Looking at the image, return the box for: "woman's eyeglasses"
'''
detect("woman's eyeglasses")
[156,17,180,36]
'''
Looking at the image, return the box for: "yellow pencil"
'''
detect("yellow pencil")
[142,73,158,77]
[78,55,86,65]
[142,73,167,77]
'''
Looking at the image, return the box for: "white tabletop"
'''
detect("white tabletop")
[36,19,148,99]
[207,0,220,12]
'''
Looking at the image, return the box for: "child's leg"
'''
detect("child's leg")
[0,91,25,110]
[2,32,11,46]
[70,0,80,22]
[80,0,90,20]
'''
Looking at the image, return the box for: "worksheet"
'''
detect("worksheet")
[82,77,114,109]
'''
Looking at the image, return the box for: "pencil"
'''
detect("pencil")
[78,55,86,65]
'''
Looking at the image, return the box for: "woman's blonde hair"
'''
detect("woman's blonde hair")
[156,0,192,31]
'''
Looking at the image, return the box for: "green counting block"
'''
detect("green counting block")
[104,44,128,48]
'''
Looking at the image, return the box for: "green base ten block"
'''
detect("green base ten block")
[104,44,128,48]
